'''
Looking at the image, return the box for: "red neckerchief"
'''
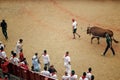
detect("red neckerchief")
[82,76,86,79]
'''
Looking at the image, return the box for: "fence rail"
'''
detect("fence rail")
[0,58,54,80]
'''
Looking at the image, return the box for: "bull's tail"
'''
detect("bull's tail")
[112,37,119,43]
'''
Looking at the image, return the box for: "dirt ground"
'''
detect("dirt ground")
[0,0,120,80]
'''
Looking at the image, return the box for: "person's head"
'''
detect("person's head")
[72,18,75,22]
[91,75,94,80]
[44,66,47,71]
[65,51,69,56]
[71,70,75,75]
[35,53,38,56]
[44,50,47,54]
[2,19,5,22]
[104,32,110,37]
[19,39,23,43]
[65,71,68,76]
[83,72,86,76]
[88,67,92,72]
[0,47,4,51]
[13,53,17,57]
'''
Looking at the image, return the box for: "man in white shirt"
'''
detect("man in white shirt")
[15,39,23,54]
[10,53,20,66]
[42,50,50,70]
[41,66,50,77]
[0,47,7,59]
[32,53,41,72]
[63,51,71,75]
[79,72,88,80]
[72,19,80,39]
[69,70,77,80]
[86,67,92,80]
[62,71,70,80]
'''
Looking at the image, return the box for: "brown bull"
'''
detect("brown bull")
[87,26,119,44]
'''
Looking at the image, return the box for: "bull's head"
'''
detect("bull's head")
[87,27,91,34]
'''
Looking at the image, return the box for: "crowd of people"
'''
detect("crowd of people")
[0,38,95,80]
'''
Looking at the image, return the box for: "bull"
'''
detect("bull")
[87,26,119,44]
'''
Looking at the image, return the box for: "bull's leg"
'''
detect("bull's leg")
[97,37,100,44]
[91,36,95,44]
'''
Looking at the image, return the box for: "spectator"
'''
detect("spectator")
[86,67,92,80]
[3,75,8,80]
[48,65,57,74]
[63,51,71,75]
[15,39,23,54]
[0,47,7,59]
[10,53,20,65]
[1,59,9,78]
[32,53,41,72]
[69,70,77,80]
[50,71,57,80]
[79,72,88,80]
[91,75,94,80]
[19,58,29,70]
[41,66,50,77]
[42,50,50,70]
[19,49,24,62]
[62,71,70,80]
[0,41,5,49]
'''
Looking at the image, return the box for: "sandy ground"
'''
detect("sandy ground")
[0,0,120,80]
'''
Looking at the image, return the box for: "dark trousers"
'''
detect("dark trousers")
[2,29,8,40]
[103,45,115,55]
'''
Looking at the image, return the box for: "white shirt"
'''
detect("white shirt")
[79,77,88,80]
[69,75,77,80]
[62,75,70,80]
[72,21,77,29]
[10,57,20,65]
[42,54,50,64]
[0,51,7,59]
[15,41,23,54]
[63,55,71,66]
[32,56,40,70]
[41,70,50,76]
[50,73,57,80]
[86,72,92,80]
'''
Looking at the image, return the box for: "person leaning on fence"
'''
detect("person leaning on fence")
[1,59,9,79]
[79,72,88,80]
[41,66,50,77]
[62,71,70,80]
[69,70,78,80]
[0,19,8,40]
[9,53,20,66]
[0,47,7,59]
